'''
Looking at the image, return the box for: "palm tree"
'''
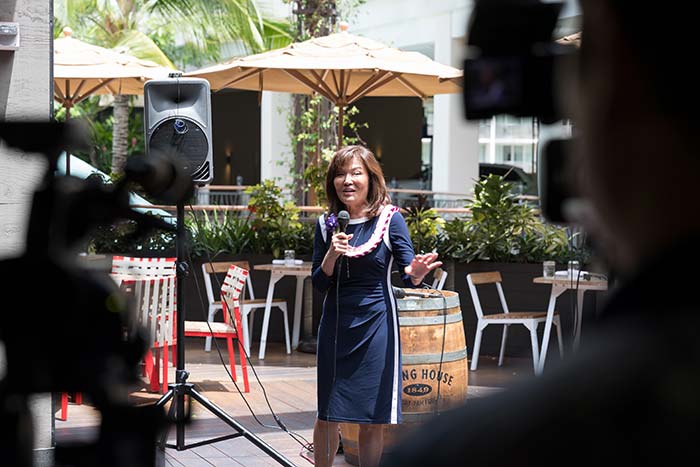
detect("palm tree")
[55,0,293,176]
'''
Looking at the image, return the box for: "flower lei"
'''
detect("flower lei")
[345,205,399,258]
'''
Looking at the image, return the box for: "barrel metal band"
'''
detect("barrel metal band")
[401,348,468,365]
[399,313,462,327]
[402,412,438,423]
[397,293,460,311]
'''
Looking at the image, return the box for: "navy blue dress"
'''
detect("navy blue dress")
[312,207,415,424]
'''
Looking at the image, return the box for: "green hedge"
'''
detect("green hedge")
[89,176,589,264]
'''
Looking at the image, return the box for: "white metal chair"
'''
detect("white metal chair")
[131,274,177,393]
[185,264,250,392]
[111,255,176,277]
[202,261,289,357]
[466,271,564,374]
[110,256,177,393]
[61,257,178,416]
[431,267,448,290]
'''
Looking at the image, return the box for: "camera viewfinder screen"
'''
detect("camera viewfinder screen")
[464,57,523,117]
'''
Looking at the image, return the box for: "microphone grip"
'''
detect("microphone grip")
[392,286,441,299]
[392,286,406,298]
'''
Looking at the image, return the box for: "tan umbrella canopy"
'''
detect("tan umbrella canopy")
[53,27,174,175]
[54,27,173,118]
[186,27,462,145]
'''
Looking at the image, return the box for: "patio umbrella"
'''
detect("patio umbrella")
[186,26,463,146]
[54,27,173,117]
[53,27,174,174]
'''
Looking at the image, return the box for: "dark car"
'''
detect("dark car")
[479,162,538,196]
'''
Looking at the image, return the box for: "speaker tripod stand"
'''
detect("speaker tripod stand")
[155,203,295,466]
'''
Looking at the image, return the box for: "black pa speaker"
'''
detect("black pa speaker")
[144,76,213,185]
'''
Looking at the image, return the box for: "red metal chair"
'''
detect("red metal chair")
[184,264,250,392]
[58,392,82,421]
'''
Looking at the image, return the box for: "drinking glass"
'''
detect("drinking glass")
[284,249,296,267]
[543,261,555,278]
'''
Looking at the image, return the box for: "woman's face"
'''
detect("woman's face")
[334,155,369,212]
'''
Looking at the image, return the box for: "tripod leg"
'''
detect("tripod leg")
[155,388,174,409]
[187,386,296,467]
[155,389,175,448]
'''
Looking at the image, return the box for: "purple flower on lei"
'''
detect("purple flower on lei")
[325,213,338,234]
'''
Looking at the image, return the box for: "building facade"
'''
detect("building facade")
[256,0,580,198]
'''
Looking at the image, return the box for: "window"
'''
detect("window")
[479,144,488,162]
[496,144,532,164]
[478,116,538,172]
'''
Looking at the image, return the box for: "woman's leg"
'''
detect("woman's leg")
[358,423,384,467]
[314,419,340,467]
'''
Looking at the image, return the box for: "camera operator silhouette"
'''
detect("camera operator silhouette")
[382,1,700,465]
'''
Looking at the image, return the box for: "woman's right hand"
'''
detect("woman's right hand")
[328,232,354,260]
[321,232,353,276]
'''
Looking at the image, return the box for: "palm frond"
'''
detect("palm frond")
[114,29,176,68]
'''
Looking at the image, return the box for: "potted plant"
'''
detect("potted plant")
[245,180,314,259]
[429,175,595,358]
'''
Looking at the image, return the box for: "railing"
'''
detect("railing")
[194,185,250,206]
[135,186,539,221]
[194,185,473,210]
[131,204,476,224]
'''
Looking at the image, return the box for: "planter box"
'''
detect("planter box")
[446,261,609,359]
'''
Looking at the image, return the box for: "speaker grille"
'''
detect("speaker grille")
[149,117,209,181]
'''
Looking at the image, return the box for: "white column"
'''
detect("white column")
[432,19,479,196]
[260,91,294,188]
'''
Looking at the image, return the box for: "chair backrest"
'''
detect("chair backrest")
[466,271,510,319]
[202,261,254,307]
[431,267,448,290]
[131,275,177,346]
[112,256,176,277]
[220,264,248,320]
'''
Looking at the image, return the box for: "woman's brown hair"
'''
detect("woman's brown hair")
[325,145,390,218]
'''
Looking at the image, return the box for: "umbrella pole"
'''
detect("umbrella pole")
[65,104,72,176]
[337,104,345,148]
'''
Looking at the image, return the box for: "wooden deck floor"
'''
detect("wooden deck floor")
[55,337,535,466]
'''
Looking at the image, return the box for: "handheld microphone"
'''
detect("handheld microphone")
[336,210,351,271]
[337,210,350,233]
[392,286,442,299]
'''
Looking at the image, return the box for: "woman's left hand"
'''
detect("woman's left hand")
[405,252,443,286]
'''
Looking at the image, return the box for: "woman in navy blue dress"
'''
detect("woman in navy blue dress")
[312,146,442,467]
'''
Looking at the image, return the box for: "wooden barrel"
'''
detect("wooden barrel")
[340,289,468,465]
